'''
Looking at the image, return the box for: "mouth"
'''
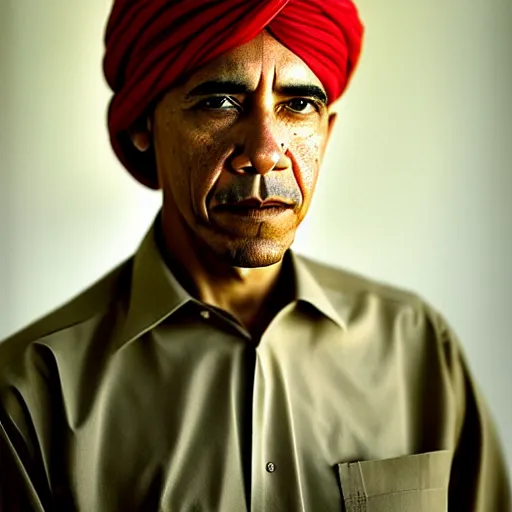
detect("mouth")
[212,199,294,220]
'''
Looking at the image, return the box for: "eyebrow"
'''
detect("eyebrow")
[185,80,328,105]
[279,85,328,105]
[185,80,251,99]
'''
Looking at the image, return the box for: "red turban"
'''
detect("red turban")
[103,0,365,189]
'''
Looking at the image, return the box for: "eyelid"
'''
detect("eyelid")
[283,98,322,113]
[195,95,242,111]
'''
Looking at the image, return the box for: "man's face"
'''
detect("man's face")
[150,31,336,268]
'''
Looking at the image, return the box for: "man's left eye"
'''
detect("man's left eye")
[286,99,318,114]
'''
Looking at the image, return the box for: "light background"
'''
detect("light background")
[1,0,511,473]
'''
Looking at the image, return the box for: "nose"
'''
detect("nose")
[229,112,289,175]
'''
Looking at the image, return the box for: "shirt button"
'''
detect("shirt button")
[200,310,210,320]
[266,462,276,473]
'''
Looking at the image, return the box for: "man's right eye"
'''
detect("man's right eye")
[199,96,240,110]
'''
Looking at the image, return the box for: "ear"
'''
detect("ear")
[129,116,153,152]
[326,112,338,145]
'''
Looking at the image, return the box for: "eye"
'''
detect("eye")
[199,96,240,111]
[285,98,319,114]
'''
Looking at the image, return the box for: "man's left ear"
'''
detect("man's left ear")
[326,112,338,144]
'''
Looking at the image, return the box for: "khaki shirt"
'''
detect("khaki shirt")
[0,217,510,511]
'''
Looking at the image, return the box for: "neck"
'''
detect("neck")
[157,210,293,339]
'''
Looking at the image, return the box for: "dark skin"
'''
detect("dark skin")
[131,31,337,340]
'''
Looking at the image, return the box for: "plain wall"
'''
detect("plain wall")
[1,0,511,473]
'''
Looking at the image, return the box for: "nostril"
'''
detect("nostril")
[241,166,258,175]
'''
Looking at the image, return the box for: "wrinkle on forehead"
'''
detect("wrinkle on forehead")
[259,31,324,92]
[259,31,276,90]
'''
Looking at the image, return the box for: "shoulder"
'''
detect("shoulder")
[0,257,135,454]
[296,254,466,401]
[296,253,448,334]
[298,253,424,305]
[0,257,133,376]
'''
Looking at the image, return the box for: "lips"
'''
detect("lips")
[212,199,293,220]
[215,198,294,209]
[219,198,292,208]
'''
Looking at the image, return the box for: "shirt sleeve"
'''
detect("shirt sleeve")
[0,417,46,511]
[0,348,54,512]
[440,317,511,511]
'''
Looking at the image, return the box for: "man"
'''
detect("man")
[0,0,509,510]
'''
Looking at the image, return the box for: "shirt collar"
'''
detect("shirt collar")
[120,215,192,346]
[120,214,347,346]
[289,252,348,331]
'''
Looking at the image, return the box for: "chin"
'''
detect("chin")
[219,239,290,268]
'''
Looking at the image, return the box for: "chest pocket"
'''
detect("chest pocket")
[337,450,452,512]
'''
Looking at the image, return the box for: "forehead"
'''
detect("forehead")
[183,31,325,92]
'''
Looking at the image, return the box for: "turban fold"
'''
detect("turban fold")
[104,0,365,188]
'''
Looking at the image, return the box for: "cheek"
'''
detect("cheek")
[158,127,232,214]
[188,130,233,180]
[290,133,324,198]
